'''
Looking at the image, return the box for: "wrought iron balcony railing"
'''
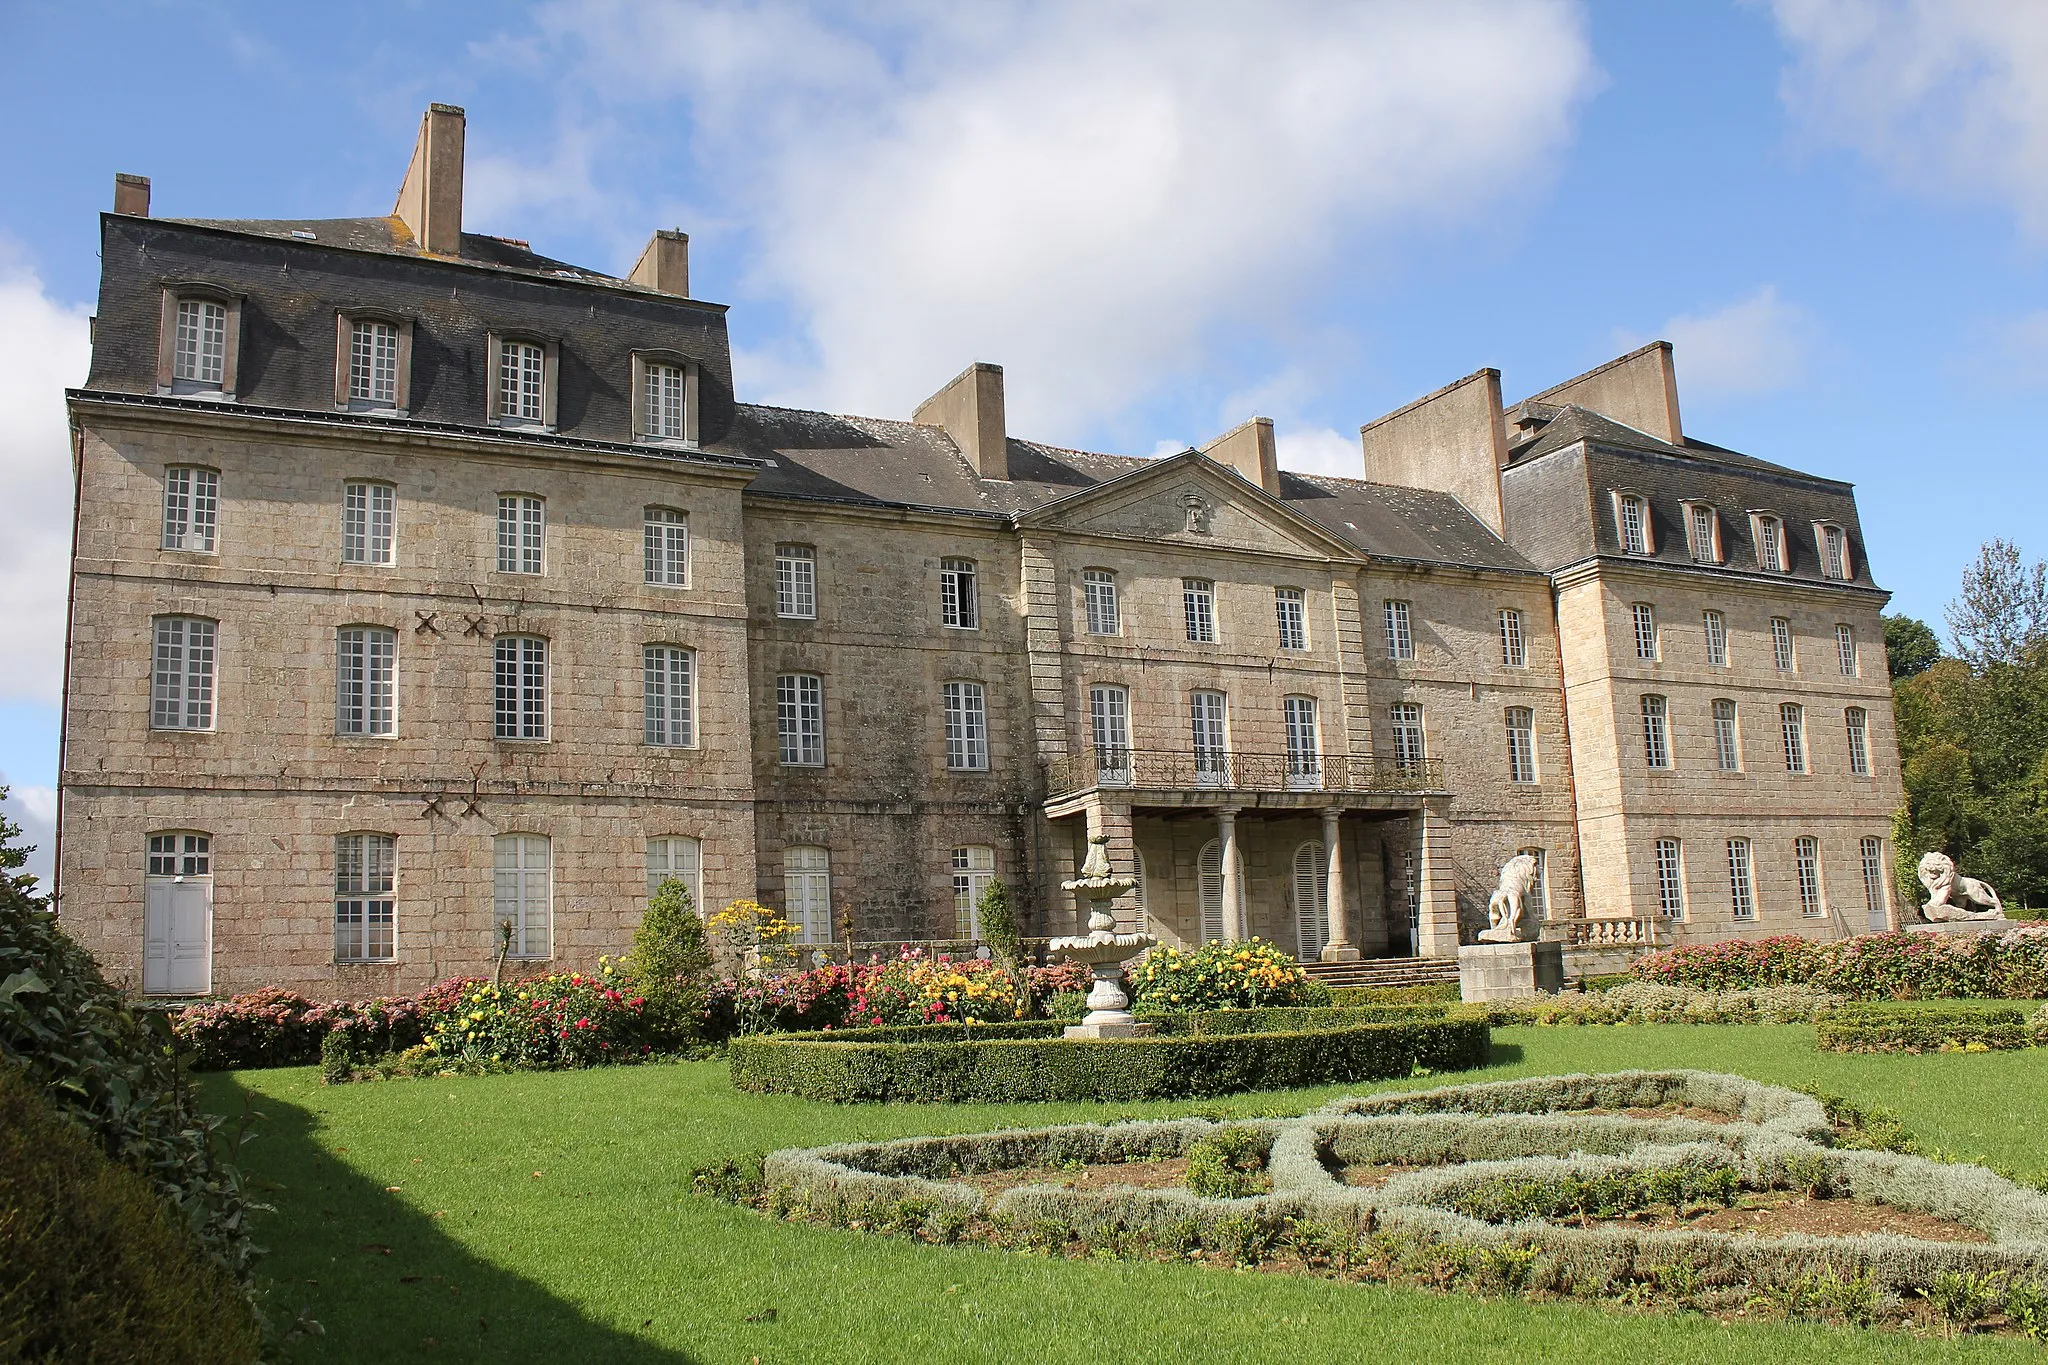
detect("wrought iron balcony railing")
[1044,749,1446,800]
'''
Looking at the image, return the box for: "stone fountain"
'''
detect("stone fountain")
[1051,834,1155,1039]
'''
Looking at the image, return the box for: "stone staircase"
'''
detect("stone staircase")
[1298,956,1461,991]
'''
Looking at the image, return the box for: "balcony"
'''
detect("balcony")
[1044,749,1447,801]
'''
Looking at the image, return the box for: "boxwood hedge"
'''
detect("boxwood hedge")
[727,1007,1489,1103]
[1816,1002,2045,1053]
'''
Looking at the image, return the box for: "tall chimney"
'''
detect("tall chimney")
[913,362,1009,481]
[1359,368,1510,535]
[628,230,690,296]
[1200,417,1281,496]
[393,103,466,256]
[1527,340,1683,446]
[113,173,150,217]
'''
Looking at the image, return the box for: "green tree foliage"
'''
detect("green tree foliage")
[1882,613,1943,680]
[975,878,1029,1013]
[630,877,713,1047]
[1895,543,2048,910]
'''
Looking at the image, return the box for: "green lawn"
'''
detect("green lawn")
[208,1025,2048,1364]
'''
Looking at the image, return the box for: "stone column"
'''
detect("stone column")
[1218,805,1243,940]
[1412,798,1461,958]
[1320,807,1359,962]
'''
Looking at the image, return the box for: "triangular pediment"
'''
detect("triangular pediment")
[1018,452,1361,561]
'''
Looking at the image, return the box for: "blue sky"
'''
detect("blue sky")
[3,0,2047,882]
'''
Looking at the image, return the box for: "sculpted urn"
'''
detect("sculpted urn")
[1051,834,1155,1039]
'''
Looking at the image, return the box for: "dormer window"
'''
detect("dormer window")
[488,333,557,429]
[1683,502,1721,564]
[335,312,413,413]
[1751,513,1785,572]
[631,352,699,446]
[156,286,242,397]
[1615,492,1651,555]
[1815,523,1851,580]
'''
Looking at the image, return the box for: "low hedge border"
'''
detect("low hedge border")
[1817,1003,2048,1054]
[739,1069,2048,1337]
[727,1008,1489,1103]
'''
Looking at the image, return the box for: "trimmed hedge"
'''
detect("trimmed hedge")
[1817,1002,2045,1053]
[728,1008,1489,1103]
[1328,982,1461,1006]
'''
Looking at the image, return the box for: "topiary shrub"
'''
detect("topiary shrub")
[0,1062,262,1363]
[630,877,714,1048]
[1817,1002,2039,1053]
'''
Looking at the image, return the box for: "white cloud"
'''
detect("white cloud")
[0,776,55,892]
[515,0,1595,440]
[1274,426,1360,478]
[1618,287,1815,402]
[0,259,91,704]
[1771,0,2048,237]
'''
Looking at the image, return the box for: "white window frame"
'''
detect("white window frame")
[151,616,216,731]
[1727,838,1756,920]
[644,508,690,588]
[1753,514,1785,572]
[1190,690,1228,785]
[1655,838,1685,918]
[783,845,832,944]
[1090,684,1132,786]
[1499,608,1526,668]
[646,835,703,914]
[643,360,688,441]
[1859,836,1889,931]
[1781,702,1807,773]
[777,673,825,766]
[1846,706,1870,777]
[1685,502,1720,564]
[493,336,551,427]
[1183,578,1216,643]
[1771,617,1795,672]
[172,297,228,388]
[162,466,219,554]
[941,558,980,630]
[1384,599,1414,661]
[1505,706,1536,783]
[1617,493,1650,555]
[952,845,997,938]
[644,645,696,747]
[1816,523,1850,581]
[1631,603,1658,661]
[775,545,817,620]
[1390,701,1426,771]
[494,833,552,959]
[493,635,549,741]
[1795,835,1824,917]
[1282,695,1322,789]
[342,481,395,565]
[1517,847,1550,919]
[1640,694,1671,770]
[1836,623,1857,677]
[943,680,989,771]
[1082,569,1119,636]
[1712,698,1741,772]
[1275,587,1307,651]
[1703,609,1728,667]
[336,626,396,737]
[497,495,544,575]
[348,318,401,407]
[334,833,397,962]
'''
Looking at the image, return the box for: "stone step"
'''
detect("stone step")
[1298,957,1461,990]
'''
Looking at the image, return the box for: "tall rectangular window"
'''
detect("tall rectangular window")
[1820,525,1848,580]
[942,680,988,770]
[1283,695,1321,787]
[1655,838,1685,918]
[646,836,703,911]
[1846,706,1870,776]
[941,558,979,629]
[1518,847,1549,918]
[1771,617,1794,671]
[1183,579,1216,643]
[334,833,396,962]
[1687,505,1718,563]
[498,340,545,423]
[1384,600,1413,660]
[162,467,219,553]
[349,319,399,405]
[1505,706,1536,783]
[151,617,216,731]
[643,645,695,747]
[1083,569,1119,635]
[494,833,551,958]
[336,627,396,736]
[777,674,824,766]
[643,361,686,439]
[1860,836,1888,930]
[497,495,543,574]
[1632,603,1658,661]
[1190,690,1227,782]
[1090,685,1131,784]
[1796,835,1824,916]
[1618,493,1649,554]
[1728,838,1755,919]
[173,298,227,386]
[1275,587,1307,650]
[952,845,997,938]
[644,508,689,587]
[1756,515,1784,572]
[775,545,816,619]
[342,482,395,565]
[1836,623,1857,676]
[1781,702,1807,773]
[1712,698,1740,771]
[493,636,548,740]
[783,846,831,944]
[1499,608,1526,667]
[1641,694,1671,769]
[1390,702,1426,770]
[1703,609,1728,667]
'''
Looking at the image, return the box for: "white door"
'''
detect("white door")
[1197,839,1246,943]
[784,846,832,944]
[1292,841,1329,961]
[144,876,212,995]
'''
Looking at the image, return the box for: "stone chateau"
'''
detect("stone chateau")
[54,107,1904,997]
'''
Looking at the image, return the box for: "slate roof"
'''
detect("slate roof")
[1510,404,1820,482]
[168,215,637,290]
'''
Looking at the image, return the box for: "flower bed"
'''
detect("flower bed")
[1816,1002,2048,1054]
[1633,927,2048,999]
[726,1007,1490,1103]
[174,983,460,1070]
[704,953,1094,1038]
[720,1069,2048,1338]
[1127,938,1320,1012]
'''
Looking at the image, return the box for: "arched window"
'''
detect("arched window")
[952,845,996,937]
[1196,838,1246,944]
[1291,841,1329,961]
[784,846,832,944]
[646,836,703,915]
[143,832,212,996]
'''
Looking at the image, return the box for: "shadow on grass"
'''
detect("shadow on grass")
[1484,1041,1524,1068]
[212,1079,697,1365]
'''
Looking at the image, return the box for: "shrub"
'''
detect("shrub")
[630,878,714,1047]
[727,1009,1491,1103]
[1816,1002,2036,1053]
[173,985,442,1070]
[425,971,649,1069]
[848,948,1027,1027]
[0,1062,262,1363]
[1185,1125,1270,1198]
[1328,982,1462,1006]
[1483,982,1844,1027]
[1634,926,2048,999]
[1127,938,1318,1012]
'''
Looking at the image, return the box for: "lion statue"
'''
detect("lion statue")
[1917,851,2005,921]
[1478,853,1540,943]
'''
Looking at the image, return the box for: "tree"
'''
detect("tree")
[629,878,713,1047]
[1945,539,2048,671]
[0,785,40,906]
[1882,614,1943,680]
[975,878,1028,1016]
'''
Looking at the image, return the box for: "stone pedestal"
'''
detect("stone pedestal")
[1319,943,1361,963]
[1457,940,1564,1001]
[1064,1020,1156,1039]
[1907,917,2012,938]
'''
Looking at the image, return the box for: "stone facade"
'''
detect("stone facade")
[55,110,1905,997]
